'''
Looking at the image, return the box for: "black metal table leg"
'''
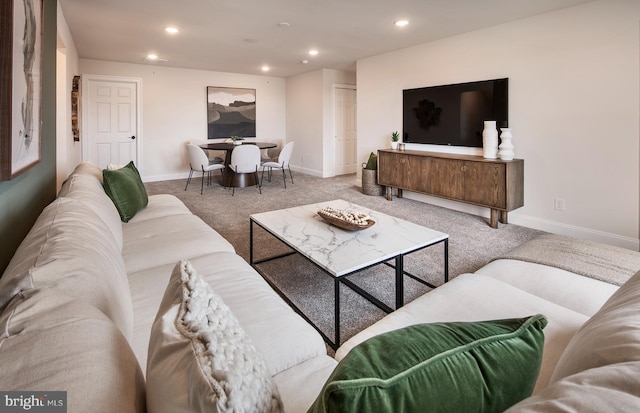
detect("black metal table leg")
[250,219,254,265]
[444,238,449,283]
[335,278,340,347]
[395,254,404,309]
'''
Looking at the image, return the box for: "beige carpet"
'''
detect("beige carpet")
[145,171,544,345]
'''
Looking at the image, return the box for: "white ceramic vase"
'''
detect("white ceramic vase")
[498,128,515,161]
[233,140,243,145]
[391,141,399,150]
[482,121,498,159]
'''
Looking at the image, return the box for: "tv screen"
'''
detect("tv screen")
[403,78,508,147]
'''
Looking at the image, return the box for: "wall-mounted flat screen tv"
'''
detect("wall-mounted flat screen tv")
[403,78,508,147]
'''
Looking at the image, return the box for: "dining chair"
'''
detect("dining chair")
[261,141,294,189]
[189,139,224,165]
[185,144,225,195]
[229,144,262,196]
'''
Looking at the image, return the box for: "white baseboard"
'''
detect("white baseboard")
[402,191,639,251]
[290,165,323,177]
[143,172,190,182]
[509,214,639,251]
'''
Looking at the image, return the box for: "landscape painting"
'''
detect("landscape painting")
[0,0,43,181]
[206,86,256,139]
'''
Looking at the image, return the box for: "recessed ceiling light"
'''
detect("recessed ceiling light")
[261,65,270,72]
[243,38,258,44]
[165,26,179,34]
[308,49,319,56]
[394,20,409,27]
[146,54,158,60]
[301,59,309,64]
[277,22,290,28]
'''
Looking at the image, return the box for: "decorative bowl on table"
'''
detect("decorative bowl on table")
[317,207,375,231]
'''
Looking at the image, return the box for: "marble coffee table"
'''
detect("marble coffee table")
[249,199,449,348]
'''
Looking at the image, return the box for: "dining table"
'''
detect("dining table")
[199,141,277,188]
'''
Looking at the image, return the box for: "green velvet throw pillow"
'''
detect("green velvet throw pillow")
[308,315,547,413]
[364,152,377,170]
[103,161,148,222]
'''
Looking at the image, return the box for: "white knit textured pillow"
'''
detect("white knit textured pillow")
[146,260,283,413]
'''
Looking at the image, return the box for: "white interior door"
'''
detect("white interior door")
[83,76,140,169]
[334,86,357,175]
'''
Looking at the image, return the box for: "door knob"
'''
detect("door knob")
[130,135,136,140]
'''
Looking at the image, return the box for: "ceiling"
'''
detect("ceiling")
[58,0,594,78]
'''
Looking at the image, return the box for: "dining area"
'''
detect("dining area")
[185,139,294,195]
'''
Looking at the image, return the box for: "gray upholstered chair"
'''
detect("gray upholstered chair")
[185,144,225,194]
[261,141,294,188]
[229,144,262,196]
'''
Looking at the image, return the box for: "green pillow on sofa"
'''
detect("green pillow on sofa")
[103,161,148,222]
[308,315,547,413]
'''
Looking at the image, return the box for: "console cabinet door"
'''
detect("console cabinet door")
[430,158,464,200]
[463,162,506,208]
[378,152,432,193]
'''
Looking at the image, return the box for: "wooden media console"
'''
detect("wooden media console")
[378,149,524,228]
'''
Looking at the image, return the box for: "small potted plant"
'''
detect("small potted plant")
[230,136,245,145]
[391,131,400,150]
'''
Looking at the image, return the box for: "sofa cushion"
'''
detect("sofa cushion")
[103,161,148,222]
[57,172,124,251]
[272,356,338,413]
[128,252,328,376]
[127,194,192,223]
[0,197,134,339]
[551,270,640,381]
[146,260,282,413]
[122,214,234,274]
[310,315,547,413]
[335,273,588,393]
[507,362,640,412]
[477,259,618,317]
[0,289,145,413]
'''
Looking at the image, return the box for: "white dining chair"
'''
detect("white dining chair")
[189,139,224,165]
[185,144,225,194]
[229,144,262,196]
[261,141,294,188]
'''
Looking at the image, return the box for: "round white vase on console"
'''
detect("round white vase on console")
[498,128,515,161]
[482,121,498,159]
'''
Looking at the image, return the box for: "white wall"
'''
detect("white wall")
[79,59,286,181]
[357,0,640,250]
[286,69,356,177]
[286,70,324,176]
[56,2,81,191]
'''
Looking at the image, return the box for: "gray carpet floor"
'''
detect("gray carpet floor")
[145,171,544,347]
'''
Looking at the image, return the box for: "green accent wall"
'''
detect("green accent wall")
[0,0,57,274]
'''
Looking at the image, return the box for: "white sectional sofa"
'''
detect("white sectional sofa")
[0,162,336,413]
[1,160,639,412]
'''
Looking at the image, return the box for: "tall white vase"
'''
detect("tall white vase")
[498,128,515,161]
[482,121,498,159]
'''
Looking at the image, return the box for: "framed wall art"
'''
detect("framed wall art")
[0,0,43,181]
[206,86,256,139]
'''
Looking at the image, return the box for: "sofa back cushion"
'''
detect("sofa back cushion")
[58,172,123,251]
[0,288,146,413]
[551,270,640,381]
[0,197,134,339]
[507,361,640,412]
